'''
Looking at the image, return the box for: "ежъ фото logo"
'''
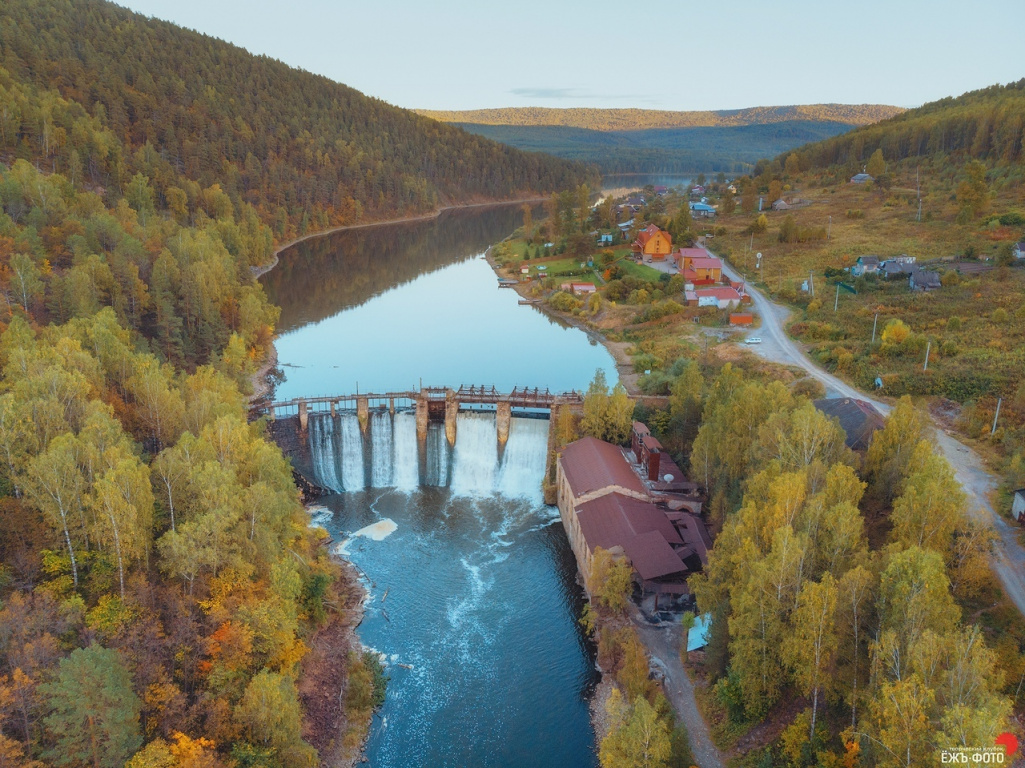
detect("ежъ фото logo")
[940,733,1019,764]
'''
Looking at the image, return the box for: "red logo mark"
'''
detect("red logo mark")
[995,733,1018,757]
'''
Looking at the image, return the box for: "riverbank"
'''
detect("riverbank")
[252,196,547,279]
[298,536,372,767]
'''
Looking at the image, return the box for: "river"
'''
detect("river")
[261,204,618,767]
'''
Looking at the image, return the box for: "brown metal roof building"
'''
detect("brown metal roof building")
[813,397,885,452]
[556,435,709,598]
[558,436,647,501]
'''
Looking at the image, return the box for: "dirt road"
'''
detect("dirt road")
[632,613,725,768]
[714,251,1025,617]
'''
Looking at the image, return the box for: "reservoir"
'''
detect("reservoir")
[262,204,617,767]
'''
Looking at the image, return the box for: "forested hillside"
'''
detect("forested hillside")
[781,80,1025,172]
[0,0,595,242]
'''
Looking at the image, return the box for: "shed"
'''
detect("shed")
[1013,489,1025,522]
[909,268,941,292]
[730,313,754,326]
[687,614,712,651]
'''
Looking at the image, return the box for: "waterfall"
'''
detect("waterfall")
[449,412,499,496]
[370,412,394,487]
[306,410,549,499]
[496,417,549,504]
[424,423,450,487]
[319,414,343,493]
[339,413,365,491]
[308,415,341,492]
[393,412,419,491]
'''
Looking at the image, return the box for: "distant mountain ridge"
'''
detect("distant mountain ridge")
[417,104,905,132]
[415,104,904,174]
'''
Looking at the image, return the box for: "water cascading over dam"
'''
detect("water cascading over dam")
[306,411,549,501]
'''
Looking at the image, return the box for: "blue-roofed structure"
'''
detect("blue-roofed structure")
[687,613,711,651]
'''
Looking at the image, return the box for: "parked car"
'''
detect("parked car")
[745,337,762,344]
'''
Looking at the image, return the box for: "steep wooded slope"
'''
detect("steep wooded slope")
[0,0,596,240]
[781,80,1025,170]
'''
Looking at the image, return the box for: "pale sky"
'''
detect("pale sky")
[117,0,1023,112]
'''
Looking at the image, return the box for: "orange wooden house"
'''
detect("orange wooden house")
[631,224,673,261]
[675,248,723,283]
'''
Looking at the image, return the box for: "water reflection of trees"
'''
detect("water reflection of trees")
[262,204,536,331]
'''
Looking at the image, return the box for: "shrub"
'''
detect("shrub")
[946,316,962,331]
[881,318,911,345]
[632,352,660,373]
[346,650,388,712]
[548,291,582,312]
[604,280,628,301]
[941,271,961,287]
[791,378,826,399]
[588,548,633,614]
[992,307,1010,324]
[845,209,865,219]
[639,371,673,395]
[635,300,684,324]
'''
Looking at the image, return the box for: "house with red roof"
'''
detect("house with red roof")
[690,286,744,309]
[675,248,722,283]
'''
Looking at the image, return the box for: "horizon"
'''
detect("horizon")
[113,0,1023,113]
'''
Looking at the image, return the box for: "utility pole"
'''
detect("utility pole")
[923,340,931,371]
[834,283,840,312]
[810,271,815,298]
[827,215,832,240]
[992,398,1003,435]
[916,167,922,223]
[871,312,879,343]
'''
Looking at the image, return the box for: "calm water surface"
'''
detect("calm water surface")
[601,172,695,197]
[264,206,615,397]
[262,205,616,768]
